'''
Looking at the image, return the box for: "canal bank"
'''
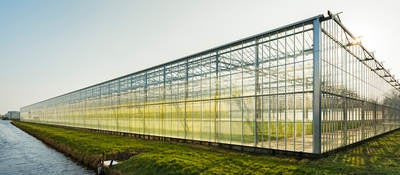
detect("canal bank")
[12,121,400,174]
[12,121,101,172]
[0,120,93,175]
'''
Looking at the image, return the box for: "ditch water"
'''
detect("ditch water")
[0,120,94,175]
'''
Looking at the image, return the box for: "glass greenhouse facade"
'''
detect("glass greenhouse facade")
[20,14,400,154]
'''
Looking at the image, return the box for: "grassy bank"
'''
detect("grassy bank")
[13,121,400,175]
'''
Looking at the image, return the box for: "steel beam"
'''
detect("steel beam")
[185,59,189,139]
[215,52,219,142]
[312,18,322,154]
[254,39,260,146]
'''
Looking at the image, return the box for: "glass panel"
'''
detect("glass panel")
[320,19,400,153]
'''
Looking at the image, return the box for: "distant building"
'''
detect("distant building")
[4,111,20,120]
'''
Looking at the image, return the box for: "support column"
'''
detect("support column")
[312,18,322,154]
[373,104,377,135]
[185,60,189,139]
[162,66,166,136]
[343,98,348,145]
[254,39,261,146]
[98,87,102,130]
[144,73,147,134]
[108,83,111,131]
[215,52,219,142]
[117,80,121,131]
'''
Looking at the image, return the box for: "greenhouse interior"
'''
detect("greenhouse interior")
[21,12,400,154]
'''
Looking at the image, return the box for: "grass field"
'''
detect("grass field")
[13,121,400,175]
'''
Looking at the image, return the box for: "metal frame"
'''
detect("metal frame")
[20,13,400,154]
[312,18,322,154]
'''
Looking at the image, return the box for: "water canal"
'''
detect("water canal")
[0,120,94,175]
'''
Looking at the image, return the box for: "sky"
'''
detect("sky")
[1,0,399,114]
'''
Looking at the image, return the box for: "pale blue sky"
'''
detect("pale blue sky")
[1,0,399,114]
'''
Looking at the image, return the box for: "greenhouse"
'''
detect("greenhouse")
[20,13,400,154]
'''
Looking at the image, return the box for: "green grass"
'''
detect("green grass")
[13,121,400,175]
